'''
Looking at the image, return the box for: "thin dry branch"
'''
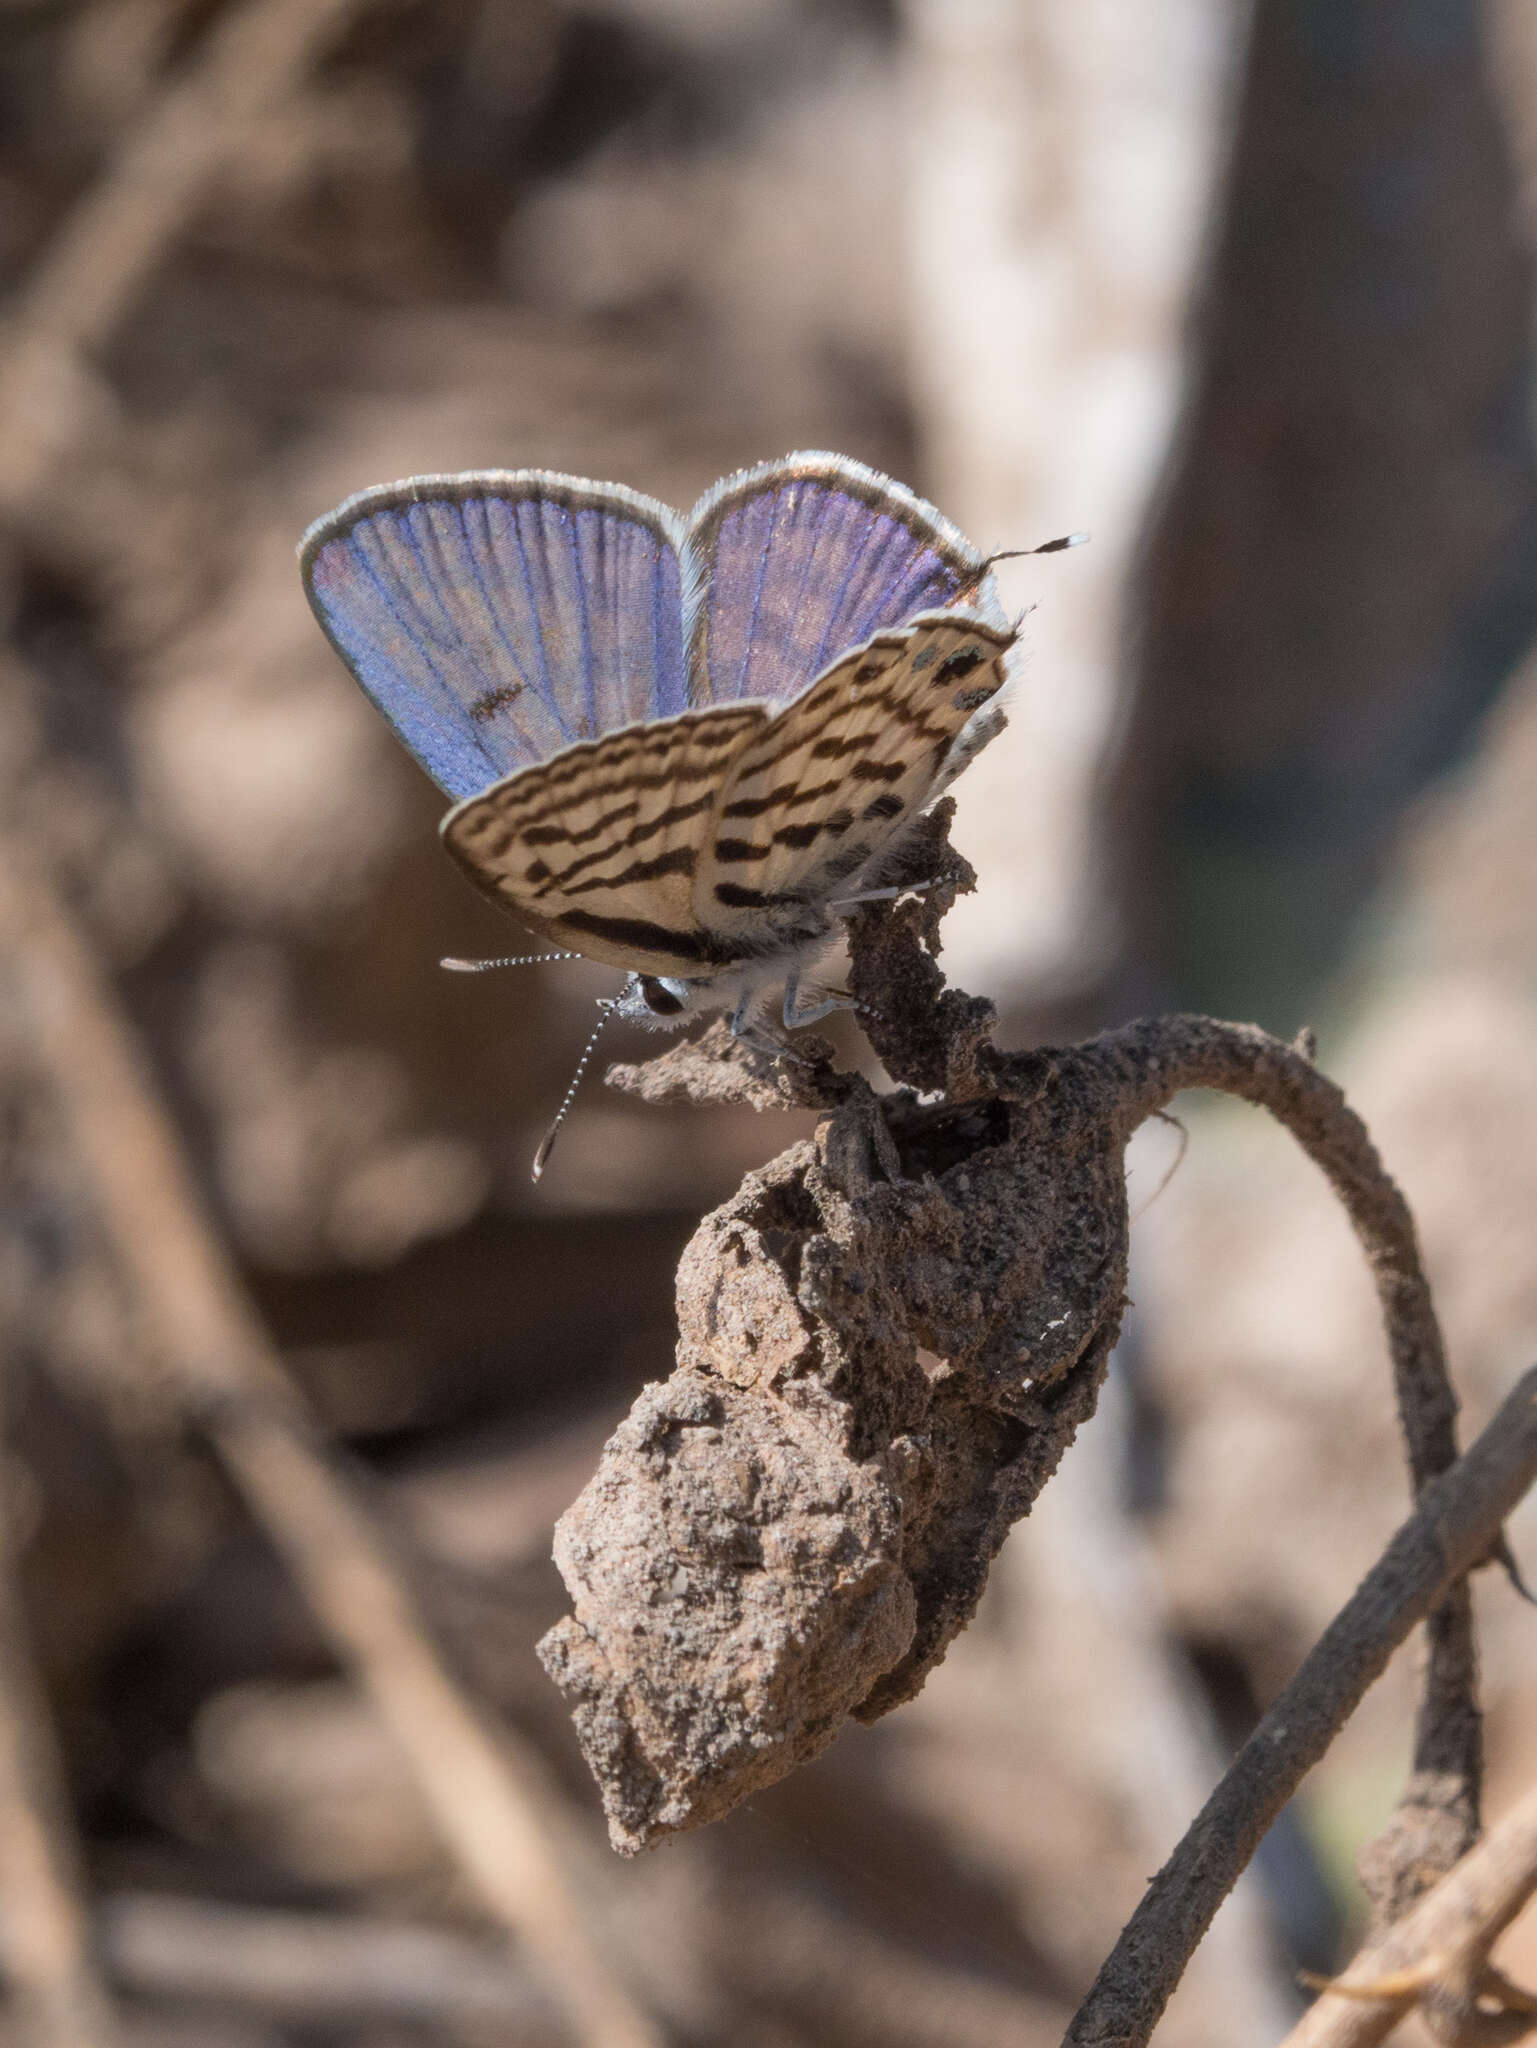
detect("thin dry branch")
[1098,1014,1481,1922]
[1102,1016,1459,1494]
[1281,1773,1537,2048]
[0,0,367,511]
[0,835,662,2048]
[98,1893,559,2036]
[97,1885,1072,2048]
[0,1380,119,2048]
[1062,1363,1537,2048]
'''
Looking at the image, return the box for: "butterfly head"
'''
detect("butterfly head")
[611,972,698,1028]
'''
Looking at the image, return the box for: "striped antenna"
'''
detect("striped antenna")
[979,532,1089,574]
[440,950,581,972]
[955,533,1087,606]
[532,998,618,1182]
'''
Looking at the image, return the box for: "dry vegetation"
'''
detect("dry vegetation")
[3,2,1537,2044]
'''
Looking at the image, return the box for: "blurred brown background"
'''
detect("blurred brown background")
[2,0,1536,2042]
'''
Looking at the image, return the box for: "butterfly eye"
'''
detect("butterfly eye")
[639,976,687,1017]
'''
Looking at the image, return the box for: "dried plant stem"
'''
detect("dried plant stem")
[1061,1013,1491,2044]
[99,1892,557,2035]
[0,1395,119,2048]
[1109,1014,1481,1895]
[0,838,662,2048]
[0,0,366,510]
[1061,1362,1537,2046]
[1104,1016,1461,1494]
[1280,1774,1537,2046]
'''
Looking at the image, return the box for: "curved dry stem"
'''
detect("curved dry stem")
[1063,1365,1537,2048]
[1099,1014,1481,1902]
[1096,1015,1458,1493]
[1105,1019,1478,1823]
[1281,1769,1537,2048]
[1057,1012,1506,2048]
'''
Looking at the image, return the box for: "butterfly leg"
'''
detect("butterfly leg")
[828,878,937,913]
[729,987,810,1063]
[781,971,855,1031]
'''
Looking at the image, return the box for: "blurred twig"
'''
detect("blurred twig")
[0,1376,119,2048]
[0,0,368,513]
[99,1885,1077,2048]
[1282,1773,1537,2048]
[1022,1377,1297,2046]
[0,833,663,2048]
[1063,1361,1537,2047]
[98,1893,560,2036]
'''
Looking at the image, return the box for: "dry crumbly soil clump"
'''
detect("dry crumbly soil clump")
[536,811,1440,1856]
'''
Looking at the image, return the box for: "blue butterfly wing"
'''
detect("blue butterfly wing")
[300,473,691,801]
[685,453,990,706]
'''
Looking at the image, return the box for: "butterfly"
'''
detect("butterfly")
[300,453,1064,1166]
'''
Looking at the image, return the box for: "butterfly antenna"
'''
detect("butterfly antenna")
[978,532,1089,575]
[440,950,582,972]
[531,998,618,1182]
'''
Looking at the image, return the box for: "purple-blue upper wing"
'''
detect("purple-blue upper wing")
[685,453,987,706]
[300,473,690,801]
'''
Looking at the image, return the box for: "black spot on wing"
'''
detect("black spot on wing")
[809,732,876,762]
[513,755,726,832]
[810,844,873,889]
[554,910,734,964]
[532,792,714,891]
[720,775,843,819]
[771,821,822,851]
[558,845,698,898]
[469,682,522,721]
[522,799,639,849]
[934,644,986,683]
[713,881,806,910]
